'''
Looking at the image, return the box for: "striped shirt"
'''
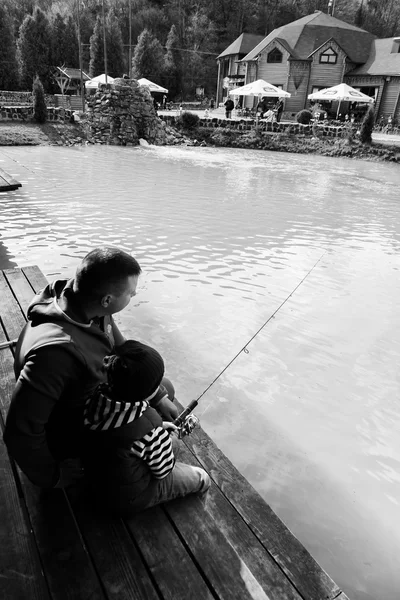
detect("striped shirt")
[131,427,175,479]
[83,383,175,480]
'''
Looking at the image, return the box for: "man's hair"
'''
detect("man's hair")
[75,247,141,300]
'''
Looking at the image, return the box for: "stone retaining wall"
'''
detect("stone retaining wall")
[160,114,356,138]
[0,91,55,106]
[0,105,74,122]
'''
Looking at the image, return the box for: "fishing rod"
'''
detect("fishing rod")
[173,249,327,437]
[0,339,17,350]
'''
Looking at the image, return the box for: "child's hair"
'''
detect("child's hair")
[104,340,165,402]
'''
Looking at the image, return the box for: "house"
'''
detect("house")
[53,66,90,96]
[216,11,400,121]
[216,33,264,105]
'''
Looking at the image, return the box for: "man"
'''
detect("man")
[3,247,178,489]
[224,97,234,119]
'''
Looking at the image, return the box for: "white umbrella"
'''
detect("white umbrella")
[138,78,168,94]
[85,74,115,89]
[229,79,290,98]
[308,83,374,118]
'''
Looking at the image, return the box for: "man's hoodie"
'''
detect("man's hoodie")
[3,279,115,487]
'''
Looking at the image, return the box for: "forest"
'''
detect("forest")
[0,0,399,100]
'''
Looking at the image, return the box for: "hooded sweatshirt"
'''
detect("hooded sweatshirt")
[3,279,116,487]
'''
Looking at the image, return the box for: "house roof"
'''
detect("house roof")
[242,11,375,64]
[348,38,400,76]
[217,33,265,59]
[56,67,90,81]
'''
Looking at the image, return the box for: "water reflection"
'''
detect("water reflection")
[0,145,399,600]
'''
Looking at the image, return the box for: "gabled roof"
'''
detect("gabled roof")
[348,38,400,76]
[217,33,265,59]
[56,66,90,81]
[242,11,375,64]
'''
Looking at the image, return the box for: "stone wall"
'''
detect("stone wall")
[160,114,356,139]
[0,105,74,122]
[0,91,55,106]
[84,78,167,145]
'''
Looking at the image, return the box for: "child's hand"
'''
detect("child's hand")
[163,421,179,435]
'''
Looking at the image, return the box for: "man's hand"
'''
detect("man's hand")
[157,396,179,422]
[54,458,84,489]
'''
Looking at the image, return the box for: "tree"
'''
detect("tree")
[89,14,104,77]
[0,5,19,90]
[106,8,124,77]
[359,104,375,144]
[131,28,165,81]
[32,75,47,123]
[17,7,52,91]
[164,24,180,98]
[51,13,79,69]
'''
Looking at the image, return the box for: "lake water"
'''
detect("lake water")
[1,145,399,600]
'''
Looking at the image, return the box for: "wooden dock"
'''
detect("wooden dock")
[0,167,22,191]
[0,266,350,600]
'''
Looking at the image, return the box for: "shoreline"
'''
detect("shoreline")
[1,120,400,163]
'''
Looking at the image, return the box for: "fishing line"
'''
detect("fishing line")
[196,249,328,418]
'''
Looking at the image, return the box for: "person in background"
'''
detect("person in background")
[224,97,234,119]
[3,247,178,489]
[210,98,215,111]
[82,340,211,515]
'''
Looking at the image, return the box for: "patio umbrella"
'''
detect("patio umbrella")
[85,74,115,89]
[229,79,291,98]
[137,78,168,94]
[308,83,374,118]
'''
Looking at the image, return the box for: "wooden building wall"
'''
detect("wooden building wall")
[307,40,346,97]
[379,77,400,119]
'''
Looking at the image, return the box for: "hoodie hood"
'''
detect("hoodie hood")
[27,279,92,329]
[84,383,152,431]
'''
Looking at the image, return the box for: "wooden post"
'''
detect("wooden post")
[77,0,85,112]
[128,0,132,78]
[102,0,108,82]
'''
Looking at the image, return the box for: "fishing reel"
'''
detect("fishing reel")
[177,414,199,438]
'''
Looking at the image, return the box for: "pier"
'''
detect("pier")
[0,167,22,192]
[0,266,350,600]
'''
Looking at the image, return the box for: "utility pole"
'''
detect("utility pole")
[102,0,108,81]
[77,0,85,111]
[128,0,132,78]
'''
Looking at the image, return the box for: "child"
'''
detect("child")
[82,340,210,515]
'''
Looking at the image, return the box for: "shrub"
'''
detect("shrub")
[296,109,312,125]
[32,75,47,123]
[359,105,375,145]
[177,111,199,130]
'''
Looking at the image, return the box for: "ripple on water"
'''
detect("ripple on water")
[1,145,400,600]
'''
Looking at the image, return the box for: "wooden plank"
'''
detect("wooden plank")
[22,266,48,294]
[0,324,50,600]
[0,270,107,600]
[66,489,160,600]
[125,506,215,600]
[0,167,22,191]
[183,426,350,600]
[3,268,36,317]
[167,441,303,600]
[0,270,27,342]
[0,438,50,600]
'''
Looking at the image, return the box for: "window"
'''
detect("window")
[267,48,283,63]
[319,47,337,64]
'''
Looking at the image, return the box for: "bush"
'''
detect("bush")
[296,109,312,125]
[359,105,375,145]
[177,111,199,130]
[32,75,47,123]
